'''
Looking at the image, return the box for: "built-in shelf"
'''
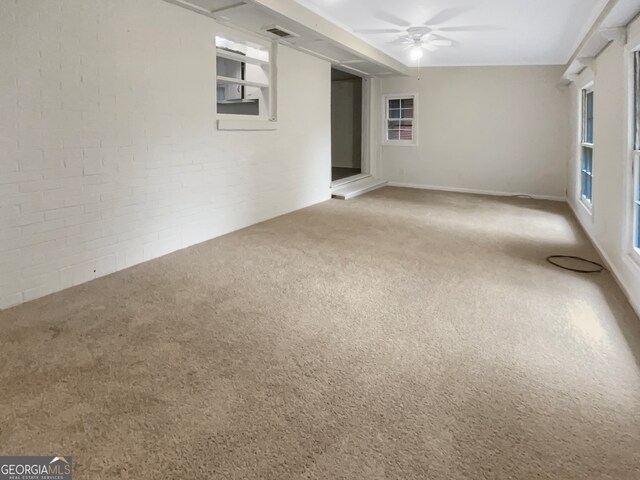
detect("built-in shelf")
[216,48,269,67]
[216,75,269,89]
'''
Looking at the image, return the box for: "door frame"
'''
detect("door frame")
[330,67,372,187]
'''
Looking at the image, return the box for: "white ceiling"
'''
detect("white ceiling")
[294,0,610,67]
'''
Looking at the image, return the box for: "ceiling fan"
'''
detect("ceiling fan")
[393,26,454,61]
[354,8,497,61]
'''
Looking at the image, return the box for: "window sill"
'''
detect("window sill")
[217,116,277,131]
[578,197,593,218]
[626,249,640,275]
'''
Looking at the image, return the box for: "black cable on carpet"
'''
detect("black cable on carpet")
[546,255,605,274]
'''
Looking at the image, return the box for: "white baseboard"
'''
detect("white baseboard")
[386,182,566,202]
[567,200,640,319]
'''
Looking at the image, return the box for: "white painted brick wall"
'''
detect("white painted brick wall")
[0,0,332,309]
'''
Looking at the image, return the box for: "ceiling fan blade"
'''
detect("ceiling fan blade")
[423,7,469,27]
[353,28,403,34]
[436,26,502,32]
[374,11,411,28]
[429,39,453,47]
[388,36,413,46]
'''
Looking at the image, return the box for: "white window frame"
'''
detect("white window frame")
[215,25,277,129]
[382,94,418,146]
[633,148,640,256]
[629,43,640,266]
[579,84,595,211]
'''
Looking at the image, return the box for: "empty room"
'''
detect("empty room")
[2,0,640,478]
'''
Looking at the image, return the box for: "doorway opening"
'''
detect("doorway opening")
[331,68,364,184]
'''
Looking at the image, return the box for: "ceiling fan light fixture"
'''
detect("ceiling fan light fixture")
[409,44,424,61]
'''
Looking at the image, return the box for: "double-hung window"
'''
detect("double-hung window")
[633,51,640,251]
[580,87,595,206]
[384,95,416,145]
[216,33,274,119]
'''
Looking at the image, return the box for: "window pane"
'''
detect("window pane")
[586,120,594,144]
[400,128,413,140]
[636,157,640,248]
[637,160,640,202]
[401,108,413,119]
[582,147,593,174]
[636,200,640,248]
[388,109,401,119]
[582,172,592,203]
[387,130,400,140]
[581,147,593,202]
[635,51,640,150]
[585,91,594,144]
[389,99,400,109]
[388,120,400,130]
[401,98,414,109]
[399,120,413,140]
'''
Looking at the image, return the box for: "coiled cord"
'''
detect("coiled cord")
[546,255,605,274]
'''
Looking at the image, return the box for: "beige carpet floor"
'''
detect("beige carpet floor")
[1,187,640,479]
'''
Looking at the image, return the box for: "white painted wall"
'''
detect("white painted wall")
[374,66,569,200]
[0,0,331,309]
[567,18,640,315]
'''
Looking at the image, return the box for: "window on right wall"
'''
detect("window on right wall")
[580,87,595,207]
[633,51,640,251]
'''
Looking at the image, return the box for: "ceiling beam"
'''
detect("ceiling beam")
[577,56,597,72]
[246,0,410,76]
[564,0,620,73]
[211,2,246,15]
[599,26,627,43]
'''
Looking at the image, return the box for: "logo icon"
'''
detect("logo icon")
[0,456,72,479]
